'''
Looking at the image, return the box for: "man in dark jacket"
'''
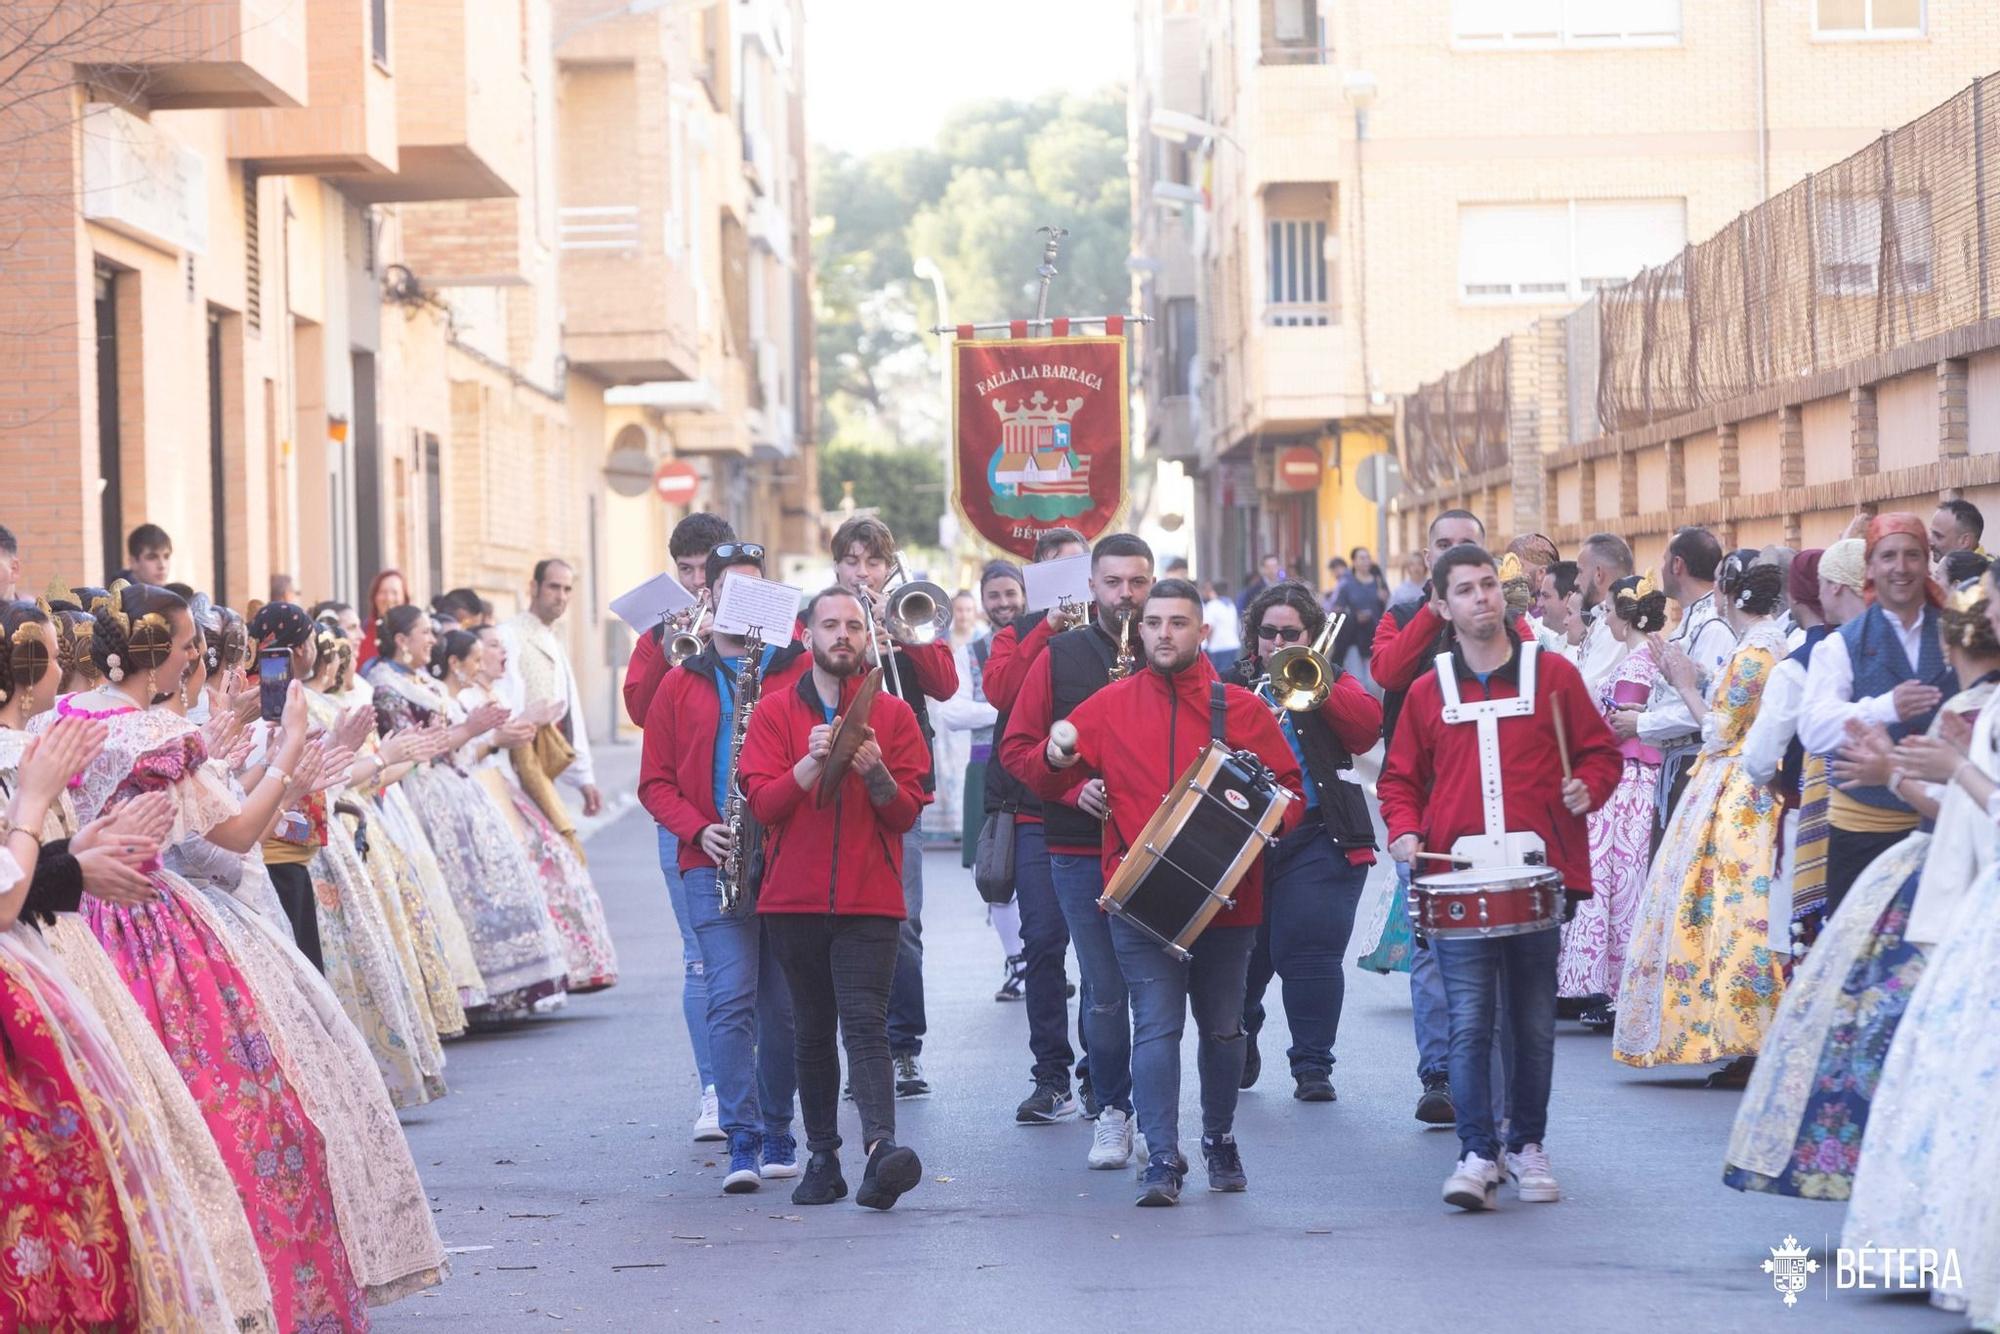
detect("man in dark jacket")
[740,586,931,1211]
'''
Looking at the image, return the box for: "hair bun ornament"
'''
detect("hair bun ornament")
[1633,570,1661,601]
[1948,578,1985,615]
[1496,552,1525,583]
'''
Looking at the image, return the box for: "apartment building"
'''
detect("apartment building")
[0,0,816,737]
[1130,0,1997,581]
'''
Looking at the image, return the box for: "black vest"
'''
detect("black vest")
[982,612,1042,817]
[1226,657,1377,853]
[1041,620,1121,849]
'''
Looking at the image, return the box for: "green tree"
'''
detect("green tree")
[818,442,946,549]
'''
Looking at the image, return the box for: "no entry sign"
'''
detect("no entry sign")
[653,460,700,506]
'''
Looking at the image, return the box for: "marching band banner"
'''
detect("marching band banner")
[951,323,1129,559]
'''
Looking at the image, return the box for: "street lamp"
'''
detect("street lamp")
[913,255,957,554]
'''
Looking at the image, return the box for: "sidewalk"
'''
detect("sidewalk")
[570,738,643,843]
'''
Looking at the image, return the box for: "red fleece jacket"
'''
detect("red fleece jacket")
[740,668,931,917]
[1018,658,1304,926]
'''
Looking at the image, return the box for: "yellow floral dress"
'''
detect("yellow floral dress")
[1613,619,1789,1067]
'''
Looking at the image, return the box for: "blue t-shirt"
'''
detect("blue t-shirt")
[712,646,781,814]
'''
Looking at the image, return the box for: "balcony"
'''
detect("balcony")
[1150,394,1200,463]
[1250,62,1348,186]
[399,197,529,285]
[336,0,531,203]
[228,0,397,174]
[1251,322,1364,432]
[59,0,308,109]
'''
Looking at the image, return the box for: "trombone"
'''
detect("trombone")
[860,558,951,700]
[665,591,711,667]
[1261,612,1347,714]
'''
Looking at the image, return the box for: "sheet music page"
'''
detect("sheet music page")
[1023,553,1092,612]
[713,574,802,638]
[608,572,696,634]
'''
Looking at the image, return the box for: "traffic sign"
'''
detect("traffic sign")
[1355,451,1403,505]
[1275,446,1322,493]
[653,460,700,506]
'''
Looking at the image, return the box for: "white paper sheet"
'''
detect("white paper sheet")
[1023,553,1092,613]
[713,573,801,638]
[609,572,696,634]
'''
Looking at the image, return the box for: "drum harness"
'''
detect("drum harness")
[1432,638,1550,871]
[1110,680,1282,864]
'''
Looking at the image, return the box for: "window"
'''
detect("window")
[1162,297,1198,397]
[1262,0,1328,64]
[1458,198,1685,301]
[1813,0,1923,37]
[1266,217,1330,326]
[1453,0,1680,47]
[371,0,389,65]
[1816,195,1933,295]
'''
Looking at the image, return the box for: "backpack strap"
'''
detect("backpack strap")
[1210,680,1228,744]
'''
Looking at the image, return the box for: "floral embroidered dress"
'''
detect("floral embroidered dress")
[1842,696,2000,1323]
[459,682,618,992]
[368,780,484,1019]
[1723,678,1995,1200]
[40,697,369,1332]
[366,662,567,1015]
[300,688,447,1107]
[1,729,276,1333]
[1560,642,1661,1001]
[1613,620,1789,1067]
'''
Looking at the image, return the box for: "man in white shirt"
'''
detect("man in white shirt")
[1203,581,1243,674]
[1570,533,1635,699]
[498,557,601,855]
[1610,527,1737,847]
[1796,514,1949,915]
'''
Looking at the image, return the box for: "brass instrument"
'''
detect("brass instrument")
[861,558,950,701]
[1107,609,1137,680]
[716,626,766,914]
[665,591,711,667]
[1051,593,1086,631]
[1263,612,1346,713]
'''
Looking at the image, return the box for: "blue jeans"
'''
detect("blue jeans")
[658,825,714,1087]
[1013,822,1076,1087]
[887,827,926,1056]
[1432,925,1559,1160]
[1113,920,1256,1154]
[1242,826,1366,1077]
[1050,851,1131,1114]
[684,868,796,1138]
[1407,877,1452,1082]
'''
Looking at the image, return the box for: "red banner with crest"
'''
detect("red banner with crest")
[951,326,1129,559]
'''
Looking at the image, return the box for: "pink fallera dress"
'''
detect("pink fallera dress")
[1559,646,1661,1001]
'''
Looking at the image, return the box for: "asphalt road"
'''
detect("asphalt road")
[377,801,1954,1333]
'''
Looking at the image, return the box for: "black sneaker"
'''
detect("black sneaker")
[1293,1071,1336,1102]
[855,1141,922,1211]
[995,955,1025,1002]
[1078,1070,1101,1121]
[1578,1003,1616,1033]
[1239,1031,1262,1089]
[1135,1151,1184,1207]
[894,1054,930,1098]
[1705,1055,1756,1089]
[792,1150,847,1206]
[1015,1081,1078,1124]
[1202,1134,1248,1192]
[1415,1072,1455,1125]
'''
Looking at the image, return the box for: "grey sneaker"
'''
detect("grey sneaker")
[894,1054,930,1098]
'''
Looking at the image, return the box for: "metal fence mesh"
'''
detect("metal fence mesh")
[1400,337,1511,490]
[1596,73,1998,434]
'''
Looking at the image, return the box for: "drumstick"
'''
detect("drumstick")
[1413,850,1473,866]
[1049,720,1079,757]
[1553,710,1573,781]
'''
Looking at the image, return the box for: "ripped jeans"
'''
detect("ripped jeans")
[1049,853,1131,1115]
[659,825,714,1088]
[1112,920,1256,1155]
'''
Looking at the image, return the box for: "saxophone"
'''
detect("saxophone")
[1107,608,1137,680]
[717,627,766,915]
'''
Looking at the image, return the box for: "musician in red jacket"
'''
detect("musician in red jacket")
[627,510,735,1142]
[831,515,956,1097]
[1378,543,1621,1215]
[1028,578,1303,1208]
[637,542,807,1193]
[739,586,931,1212]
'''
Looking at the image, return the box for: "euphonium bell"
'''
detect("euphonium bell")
[1265,612,1346,712]
[884,575,952,646]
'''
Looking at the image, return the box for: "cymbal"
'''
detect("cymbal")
[814,667,883,808]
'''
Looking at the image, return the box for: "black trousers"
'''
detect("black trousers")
[265,861,325,973]
[1825,826,1912,918]
[766,913,900,1155]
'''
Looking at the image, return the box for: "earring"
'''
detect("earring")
[147,667,157,700]
[21,683,33,715]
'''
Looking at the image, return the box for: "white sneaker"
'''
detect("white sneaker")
[1442,1152,1501,1212]
[1088,1107,1133,1170]
[1503,1143,1560,1203]
[1131,1130,1148,1175]
[693,1086,724,1143]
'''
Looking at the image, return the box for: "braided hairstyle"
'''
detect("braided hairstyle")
[429,628,479,683]
[0,601,54,714]
[1718,549,1784,618]
[1608,575,1669,633]
[376,605,429,666]
[90,582,185,684]
[1941,579,2000,656]
[214,605,249,674]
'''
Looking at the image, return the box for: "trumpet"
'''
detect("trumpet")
[1107,609,1136,680]
[665,591,711,667]
[1262,612,1347,713]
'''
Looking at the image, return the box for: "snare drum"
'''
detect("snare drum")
[1412,865,1563,939]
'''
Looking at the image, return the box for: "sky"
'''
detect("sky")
[803,0,1134,154]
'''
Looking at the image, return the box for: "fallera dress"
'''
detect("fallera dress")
[1560,642,1660,1002]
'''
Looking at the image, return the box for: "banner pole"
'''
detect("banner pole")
[1032,225,1069,322]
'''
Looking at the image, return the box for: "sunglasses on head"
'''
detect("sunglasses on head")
[1257,624,1308,642]
[712,542,765,562]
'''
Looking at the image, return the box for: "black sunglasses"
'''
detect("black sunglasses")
[1256,624,1307,642]
[712,542,765,561]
